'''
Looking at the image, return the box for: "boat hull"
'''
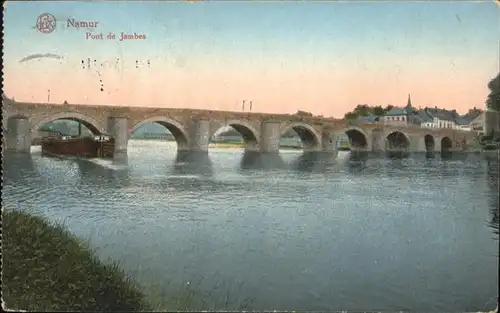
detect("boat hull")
[41,137,115,159]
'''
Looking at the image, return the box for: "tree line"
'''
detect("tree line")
[481,72,500,143]
[343,104,395,120]
[486,72,500,112]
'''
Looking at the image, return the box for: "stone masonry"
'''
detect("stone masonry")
[3,98,477,154]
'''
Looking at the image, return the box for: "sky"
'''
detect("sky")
[3,1,499,118]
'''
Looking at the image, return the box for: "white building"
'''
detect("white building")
[468,112,484,132]
[381,94,419,126]
[417,107,482,132]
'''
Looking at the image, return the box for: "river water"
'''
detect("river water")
[3,140,499,312]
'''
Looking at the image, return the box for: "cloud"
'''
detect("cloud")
[19,53,63,63]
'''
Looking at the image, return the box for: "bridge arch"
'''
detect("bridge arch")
[424,134,435,152]
[280,122,322,151]
[131,116,190,151]
[386,131,410,150]
[441,136,453,153]
[344,126,369,150]
[210,119,260,151]
[31,112,106,136]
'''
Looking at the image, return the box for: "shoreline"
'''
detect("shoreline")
[2,209,256,311]
[208,142,302,150]
[2,209,150,311]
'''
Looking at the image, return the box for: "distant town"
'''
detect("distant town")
[343,94,484,132]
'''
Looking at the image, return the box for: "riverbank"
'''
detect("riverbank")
[2,209,150,311]
[209,142,302,150]
[2,209,254,311]
[209,142,244,149]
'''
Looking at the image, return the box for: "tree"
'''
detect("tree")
[486,72,500,111]
[344,112,359,120]
[372,105,385,116]
[343,104,394,120]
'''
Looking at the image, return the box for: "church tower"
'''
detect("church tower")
[405,93,413,124]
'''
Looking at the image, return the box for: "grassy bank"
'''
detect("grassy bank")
[2,209,150,311]
[209,142,244,149]
[209,141,302,150]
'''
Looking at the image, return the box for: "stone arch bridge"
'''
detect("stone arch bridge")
[3,99,477,154]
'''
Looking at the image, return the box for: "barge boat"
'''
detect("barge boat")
[41,135,115,159]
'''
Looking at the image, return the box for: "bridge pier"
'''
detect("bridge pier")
[434,137,442,152]
[409,134,426,152]
[322,133,337,152]
[5,117,31,152]
[188,119,210,152]
[260,120,281,153]
[107,117,129,153]
[371,130,385,152]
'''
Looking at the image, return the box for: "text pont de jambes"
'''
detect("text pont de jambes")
[67,18,146,41]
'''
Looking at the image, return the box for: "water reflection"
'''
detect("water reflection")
[3,152,36,182]
[289,152,337,173]
[346,151,369,162]
[3,144,500,311]
[490,206,499,239]
[486,158,499,239]
[425,151,436,159]
[341,152,368,174]
[173,151,213,177]
[386,151,410,159]
[441,150,453,160]
[113,152,129,166]
[74,158,132,188]
[239,151,286,170]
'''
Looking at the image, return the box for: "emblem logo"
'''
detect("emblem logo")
[36,13,56,34]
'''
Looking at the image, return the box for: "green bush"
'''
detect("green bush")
[2,209,150,312]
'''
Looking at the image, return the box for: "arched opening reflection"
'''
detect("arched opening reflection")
[32,118,101,147]
[441,137,453,157]
[344,128,368,150]
[424,134,435,153]
[279,123,321,152]
[129,119,190,153]
[386,131,410,151]
[386,131,410,158]
[279,123,324,173]
[210,122,259,152]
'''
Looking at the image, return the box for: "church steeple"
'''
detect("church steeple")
[404,93,414,124]
[406,93,412,109]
